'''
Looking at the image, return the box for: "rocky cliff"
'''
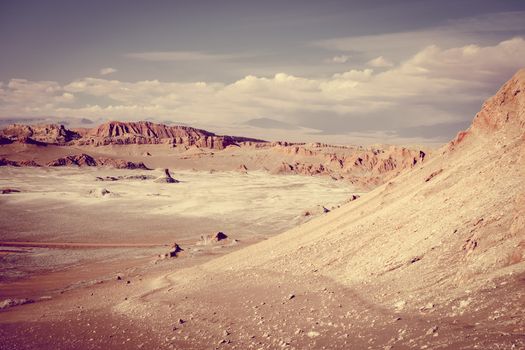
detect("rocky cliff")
[0,121,265,150]
[449,68,525,150]
[0,124,81,145]
[0,121,430,186]
[74,121,265,149]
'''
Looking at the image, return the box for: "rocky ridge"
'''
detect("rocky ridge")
[0,124,81,145]
[0,120,430,187]
[0,121,264,149]
[1,154,149,170]
[73,121,265,149]
[112,68,525,349]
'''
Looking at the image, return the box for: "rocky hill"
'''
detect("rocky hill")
[74,121,265,149]
[46,154,150,169]
[448,68,525,150]
[0,124,81,145]
[267,143,426,187]
[108,69,524,348]
[0,121,264,149]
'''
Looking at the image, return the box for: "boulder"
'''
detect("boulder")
[154,168,179,183]
[214,232,228,241]
[168,243,184,258]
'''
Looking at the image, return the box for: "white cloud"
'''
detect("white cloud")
[398,37,525,82]
[99,67,117,76]
[313,11,525,60]
[326,55,350,64]
[1,37,524,143]
[126,51,242,62]
[367,56,393,68]
[0,79,75,110]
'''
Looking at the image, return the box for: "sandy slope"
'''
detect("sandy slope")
[0,70,524,349]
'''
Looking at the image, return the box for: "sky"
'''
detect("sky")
[1,0,525,145]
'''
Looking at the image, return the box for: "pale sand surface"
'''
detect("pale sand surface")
[0,166,355,286]
[0,167,355,241]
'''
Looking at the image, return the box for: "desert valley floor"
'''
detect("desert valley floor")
[0,69,524,349]
[0,167,354,285]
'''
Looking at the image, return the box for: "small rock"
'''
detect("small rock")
[458,298,472,309]
[393,300,406,311]
[214,232,228,241]
[229,239,240,246]
[348,194,360,202]
[420,302,435,311]
[426,326,438,336]
[409,256,421,264]
[0,188,21,194]
[238,164,248,173]
[169,243,184,258]
[307,331,320,338]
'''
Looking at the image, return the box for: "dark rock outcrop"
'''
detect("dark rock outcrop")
[0,158,40,167]
[154,168,179,183]
[169,243,184,258]
[47,153,149,170]
[47,154,97,167]
[1,188,21,194]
